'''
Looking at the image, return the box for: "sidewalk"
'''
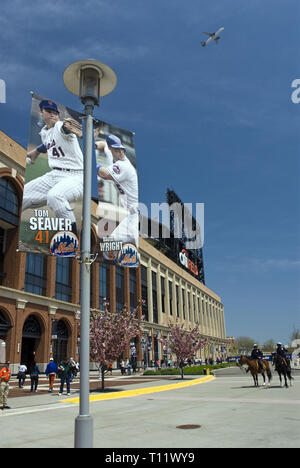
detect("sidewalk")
[4,371,205,410]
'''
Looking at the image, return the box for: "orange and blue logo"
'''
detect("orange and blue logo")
[50,231,79,257]
[117,243,139,268]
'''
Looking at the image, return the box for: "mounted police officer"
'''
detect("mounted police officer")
[250,344,264,372]
[275,342,291,369]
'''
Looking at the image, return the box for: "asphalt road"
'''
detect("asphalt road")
[0,366,299,449]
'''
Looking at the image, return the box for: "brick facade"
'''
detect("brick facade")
[0,130,229,373]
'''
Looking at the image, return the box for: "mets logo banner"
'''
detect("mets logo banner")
[19,93,87,257]
[94,122,139,268]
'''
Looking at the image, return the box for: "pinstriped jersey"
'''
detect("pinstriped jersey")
[106,155,138,212]
[40,121,83,170]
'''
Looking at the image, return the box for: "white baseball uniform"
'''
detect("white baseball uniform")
[22,121,83,224]
[101,147,139,245]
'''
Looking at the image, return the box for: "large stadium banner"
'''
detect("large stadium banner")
[94,122,139,268]
[19,93,86,257]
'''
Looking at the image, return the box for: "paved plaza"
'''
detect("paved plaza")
[0,367,299,449]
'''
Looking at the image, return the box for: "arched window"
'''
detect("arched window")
[21,315,42,368]
[0,310,11,338]
[0,178,19,226]
[52,319,69,364]
[22,315,41,339]
[24,254,46,296]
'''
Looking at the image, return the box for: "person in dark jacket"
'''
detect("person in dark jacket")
[250,344,264,371]
[29,362,40,393]
[58,358,74,396]
[45,358,58,393]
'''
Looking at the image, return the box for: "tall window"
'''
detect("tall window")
[0,178,19,226]
[24,253,46,296]
[176,285,179,317]
[130,269,137,312]
[55,257,72,302]
[152,271,158,324]
[169,281,173,316]
[0,228,5,285]
[99,264,109,309]
[116,266,124,313]
[198,297,201,325]
[161,277,165,313]
[182,288,186,320]
[141,265,148,322]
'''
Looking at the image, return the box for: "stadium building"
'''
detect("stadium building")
[0,130,230,373]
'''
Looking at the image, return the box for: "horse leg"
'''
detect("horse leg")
[262,372,266,386]
[287,369,293,387]
[283,372,288,388]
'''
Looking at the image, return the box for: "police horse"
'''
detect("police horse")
[272,354,294,388]
[237,355,272,387]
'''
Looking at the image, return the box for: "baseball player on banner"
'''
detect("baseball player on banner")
[19,94,84,255]
[95,129,139,263]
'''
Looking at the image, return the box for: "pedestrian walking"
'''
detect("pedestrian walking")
[120,360,126,376]
[69,357,79,382]
[29,361,40,393]
[17,363,27,388]
[126,359,132,376]
[45,358,58,393]
[0,361,11,409]
[58,358,73,395]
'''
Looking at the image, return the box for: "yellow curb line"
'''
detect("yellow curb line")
[61,375,215,404]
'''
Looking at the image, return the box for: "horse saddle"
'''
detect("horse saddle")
[255,360,265,372]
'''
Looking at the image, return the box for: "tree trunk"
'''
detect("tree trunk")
[101,364,106,390]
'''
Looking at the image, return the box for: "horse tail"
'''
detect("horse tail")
[264,360,272,381]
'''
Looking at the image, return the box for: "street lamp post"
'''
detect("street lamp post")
[63,60,117,448]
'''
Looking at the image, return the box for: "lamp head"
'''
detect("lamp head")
[63,59,117,107]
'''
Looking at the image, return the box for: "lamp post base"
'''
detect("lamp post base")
[75,415,94,448]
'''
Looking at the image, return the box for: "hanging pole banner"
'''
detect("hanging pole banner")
[19,93,85,257]
[19,93,139,265]
[94,122,139,268]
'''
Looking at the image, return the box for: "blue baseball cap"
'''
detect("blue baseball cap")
[39,99,59,113]
[106,134,125,149]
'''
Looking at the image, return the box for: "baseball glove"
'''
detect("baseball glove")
[63,118,83,138]
[93,121,104,140]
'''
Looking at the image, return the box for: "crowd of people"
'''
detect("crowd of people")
[1,342,293,410]
[0,357,79,410]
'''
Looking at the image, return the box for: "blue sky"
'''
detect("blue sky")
[0,0,299,345]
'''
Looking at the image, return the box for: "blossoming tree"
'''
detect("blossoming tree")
[90,300,143,390]
[159,320,208,379]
